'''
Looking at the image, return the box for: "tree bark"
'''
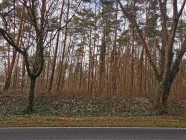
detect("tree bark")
[156,64,180,113]
[156,80,170,113]
[27,77,36,113]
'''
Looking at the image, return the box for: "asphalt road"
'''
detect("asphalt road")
[0,127,186,140]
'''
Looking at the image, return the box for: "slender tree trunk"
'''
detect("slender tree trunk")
[7,44,10,76]
[27,77,36,113]
[21,56,25,91]
[45,59,49,89]
[56,0,70,91]
[79,37,85,90]
[144,52,148,92]
[48,0,65,92]
[130,24,135,95]
[60,62,68,91]
[12,53,20,90]
[90,42,96,96]
[90,1,97,97]
[153,38,157,86]
[3,6,24,91]
[124,34,130,94]
[88,27,92,95]
[99,28,106,93]
[139,45,144,93]
[99,4,107,93]
[139,1,150,93]
[4,51,17,90]
[60,35,72,92]
[112,1,118,95]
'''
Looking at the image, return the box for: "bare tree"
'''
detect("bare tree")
[116,0,186,113]
[0,0,60,113]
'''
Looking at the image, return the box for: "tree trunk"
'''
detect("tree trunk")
[88,27,92,95]
[12,53,20,90]
[130,24,135,95]
[27,77,36,114]
[112,1,118,95]
[48,0,65,92]
[21,56,25,91]
[56,0,70,91]
[3,50,17,90]
[156,66,179,114]
[156,80,171,114]
[3,6,24,91]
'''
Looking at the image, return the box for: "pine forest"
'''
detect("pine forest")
[0,0,186,115]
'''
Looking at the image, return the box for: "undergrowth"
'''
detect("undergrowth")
[0,93,185,117]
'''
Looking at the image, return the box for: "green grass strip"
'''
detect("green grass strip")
[1,116,186,127]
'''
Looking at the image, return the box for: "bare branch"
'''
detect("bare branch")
[178,0,186,18]
[0,28,23,54]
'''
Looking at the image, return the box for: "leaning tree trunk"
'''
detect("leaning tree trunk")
[27,77,36,113]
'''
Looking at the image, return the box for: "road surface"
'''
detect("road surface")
[0,127,186,140]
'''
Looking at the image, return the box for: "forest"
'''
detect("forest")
[0,0,186,115]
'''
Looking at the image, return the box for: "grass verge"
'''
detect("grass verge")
[1,116,186,127]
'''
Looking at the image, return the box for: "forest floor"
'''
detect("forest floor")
[0,92,186,127]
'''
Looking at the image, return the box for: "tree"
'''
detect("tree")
[0,0,62,113]
[56,0,71,91]
[48,0,65,93]
[0,1,22,91]
[98,0,116,94]
[116,0,186,113]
